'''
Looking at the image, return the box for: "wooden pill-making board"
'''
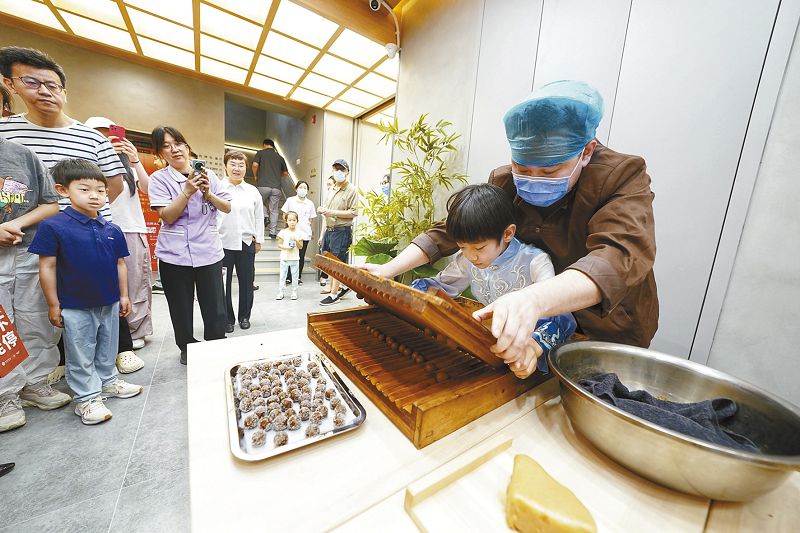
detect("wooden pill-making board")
[308,253,549,449]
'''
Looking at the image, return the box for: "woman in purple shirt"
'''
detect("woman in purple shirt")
[148,126,231,365]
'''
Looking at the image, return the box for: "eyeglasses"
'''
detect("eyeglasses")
[12,76,65,94]
[161,142,187,152]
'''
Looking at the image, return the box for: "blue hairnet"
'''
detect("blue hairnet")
[503,80,604,167]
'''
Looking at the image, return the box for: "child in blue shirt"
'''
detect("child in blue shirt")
[29,159,143,425]
[411,184,576,374]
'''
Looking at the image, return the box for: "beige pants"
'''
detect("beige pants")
[0,245,60,396]
[123,233,153,340]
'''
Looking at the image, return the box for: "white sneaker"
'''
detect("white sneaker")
[131,338,146,350]
[102,379,143,399]
[0,394,25,432]
[19,381,72,410]
[276,292,284,300]
[74,397,112,425]
[116,351,144,374]
[291,291,298,300]
[46,365,65,385]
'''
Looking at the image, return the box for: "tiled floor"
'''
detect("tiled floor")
[0,275,353,533]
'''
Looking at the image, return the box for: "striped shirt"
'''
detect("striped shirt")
[0,114,126,220]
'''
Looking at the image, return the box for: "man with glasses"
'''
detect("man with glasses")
[0,47,143,388]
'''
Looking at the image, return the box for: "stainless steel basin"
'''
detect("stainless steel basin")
[549,341,800,501]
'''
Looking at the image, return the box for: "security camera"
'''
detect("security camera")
[369,0,381,11]
[385,43,398,59]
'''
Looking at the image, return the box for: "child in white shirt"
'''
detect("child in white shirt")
[276,211,303,300]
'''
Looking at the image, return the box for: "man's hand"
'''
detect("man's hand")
[317,206,330,216]
[119,296,131,317]
[48,306,63,328]
[0,223,23,246]
[473,287,543,366]
[358,263,393,278]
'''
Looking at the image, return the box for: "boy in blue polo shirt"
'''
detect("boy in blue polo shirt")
[29,159,143,425]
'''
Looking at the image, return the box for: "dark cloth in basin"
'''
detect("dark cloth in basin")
[580,373,759,452]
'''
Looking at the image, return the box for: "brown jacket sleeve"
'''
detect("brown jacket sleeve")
[567,156,656,316]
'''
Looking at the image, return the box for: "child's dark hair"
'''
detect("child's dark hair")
[51,159,106,187]
[445,184,515,243]
[295,180,309,190]
[284,210,299,221]
[0,46,67,87]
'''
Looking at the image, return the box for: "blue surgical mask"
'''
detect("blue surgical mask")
[334,170,346,183]
[512,157,582,207]
[381,183,391,196]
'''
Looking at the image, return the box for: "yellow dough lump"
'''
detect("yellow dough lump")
[506,454,596,533]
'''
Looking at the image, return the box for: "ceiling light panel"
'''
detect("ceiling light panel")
[374,55,398,80]
[127,8,195,51]
[339,87,382,108]
[204,0,272,24]
[289,87,329,108]
[200,34,254,68]
[60,12,136,52]
[271,1,337,49]
[138,37,195,69]
[124,0,193,26]
[329,29,386,68]
[0,0,65,30]
[355,72,395,98]
[300,73,346,98]
[313,54,365,86]
[326,100,364,118]
[53,0,125,28]
[249,73,293,96]
[200,56,247,84]
[199,3,261,49]
[255,55,304,85]
[262,32,318,69]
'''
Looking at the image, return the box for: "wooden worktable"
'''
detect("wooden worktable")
[187,328,799,532]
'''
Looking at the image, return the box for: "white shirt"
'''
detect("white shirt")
[110,169,147,233]
[218,179,265,251]
[280,195,316,240]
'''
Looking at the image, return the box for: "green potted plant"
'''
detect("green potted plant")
[353,114,466,284]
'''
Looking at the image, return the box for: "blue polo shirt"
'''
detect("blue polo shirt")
[29,207,129,309]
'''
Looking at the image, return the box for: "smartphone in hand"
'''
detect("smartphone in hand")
[108,124,126,139]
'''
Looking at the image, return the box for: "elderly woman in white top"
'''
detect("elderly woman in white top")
[219,151,264,332]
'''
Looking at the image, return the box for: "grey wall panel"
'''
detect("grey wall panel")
[609,0,780,356]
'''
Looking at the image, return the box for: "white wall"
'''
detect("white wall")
[396,0,798,399]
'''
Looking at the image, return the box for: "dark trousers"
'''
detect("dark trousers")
[285,240,309,282]
[159,259,226,352]
[223,243,256,324]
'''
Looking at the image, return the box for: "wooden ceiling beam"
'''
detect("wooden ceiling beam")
[291,0,397,45]
[244,0,281,86]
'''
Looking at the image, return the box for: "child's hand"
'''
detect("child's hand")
[48,306,63,328]
[297,240,303,250]
[119,296,131,317]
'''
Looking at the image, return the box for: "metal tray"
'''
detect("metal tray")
[224,351,367,461]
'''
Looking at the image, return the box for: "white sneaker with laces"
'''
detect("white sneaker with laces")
[19,381,72,410]
[291,291,298,300]
[116,351,144,374]
[101,380,143,399]
[131,338,146,350]
[0,394,26,432]
[74,397,112,425]
[46,365,65,385]
[276,291,284,300]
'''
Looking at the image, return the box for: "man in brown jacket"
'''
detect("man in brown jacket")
[365,81,658,378]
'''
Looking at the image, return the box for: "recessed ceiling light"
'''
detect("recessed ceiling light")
[128,8,194,51]
[374,55,398,80]
[300,73,346,98]
[0,0,65,30]
[200,56,248,83]
[124,0,193,27]
[355,72,396,98]
[255,55,304,85]
[263,32,318,69]
[313,54,365,86]
[200,34,254,68]
[329,29,386,68]
[289,87,330,108]
[60,12,136,52]
[271,1,337,49]
[249,73,293,96]
[53,0,125,29]
[204,0,272,24]
[199,3,261,49]
[339,87,382,108]
[139,37,195,70]
[326,100,365,118]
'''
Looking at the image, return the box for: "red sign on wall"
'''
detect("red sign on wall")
[0,304,29,378]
